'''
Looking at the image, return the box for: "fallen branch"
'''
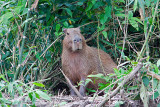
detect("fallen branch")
[60,69,85,100]
[147,71,160,80]
[98,58,146,107]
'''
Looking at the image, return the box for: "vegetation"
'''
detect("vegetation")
[0,0,160,106]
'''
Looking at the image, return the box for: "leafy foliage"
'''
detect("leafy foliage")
[0,0,160,106]
[0,74,50,106]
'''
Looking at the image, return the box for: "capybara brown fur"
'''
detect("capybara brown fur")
[61,27,117,96]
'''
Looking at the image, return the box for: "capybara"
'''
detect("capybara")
[61,27,117,96]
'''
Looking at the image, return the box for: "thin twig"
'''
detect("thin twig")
[137,0,159,61]
[118,2,129,65]
[79,21,98,28]
[14,0,32,80]
[23,35,63,80]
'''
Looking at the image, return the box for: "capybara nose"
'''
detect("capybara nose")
[74,35,82,42]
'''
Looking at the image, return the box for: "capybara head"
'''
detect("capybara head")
[63,28,86,52]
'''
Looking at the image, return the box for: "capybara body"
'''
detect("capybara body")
[62,28,117,96]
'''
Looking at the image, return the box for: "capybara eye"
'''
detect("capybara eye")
[67,33,69,35]
[74,39,76,42]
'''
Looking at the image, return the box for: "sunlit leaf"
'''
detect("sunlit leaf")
[33,82,45,87]
[151,91,159,100]
[140,83,148,107]
[145,0,150,7]
[56,24,61,32]
[36,90,51,101]
[102,31,108,38]
[133,0,138,12]
[157,59,160,67]
[64,8,72,17]
[86,1,93,12]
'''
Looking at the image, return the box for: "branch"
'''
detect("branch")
[147,71,160,81]
[98,58,146,107]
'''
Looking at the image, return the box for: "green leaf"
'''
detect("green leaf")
[33,82,45,87]
[115,101,124,107]
[127,86,138,90]
[118,0,125,3]
[17,86,23,96]
[115,13,126,17]
[138,0,145,17]
[58,102,67,106]
[64,8,72,17]
[100,6,111,24]
[35,92,40,99]
[102,31,108,38]
[63,21,69,27]
[105,6,111,18]
[29,92,36,105]
[77,2,83,6]
[86,1,93,12]
[140,83,148,107]
[92,1,104,9]
[144,19,147,34]
[128,11,133,19]
[85,78,93,86]
[145,0,150,7]
[99,14,106,25]
[0,75,9,83]
[129,20,138,30]
[131,17,143,25]
[56,24,61,32]
[151,91,159,99]
[158,83,160,94]
[88,73,104,79]
[8,83,13,93]
[157,59,160,67]
[0,92,2,98]
[21,17,33,27]
[35,52,41,60]
[29,92,34,102]
[157,102,160,107]
[14,5,23,14]
[91,0,96,4]
[99,38,114,46]
[153,78,158,89]
[142,76,149,87]
[154,64,159,73]
[55,32,59,37]
[133,0,138,12]
[36,90,51,101]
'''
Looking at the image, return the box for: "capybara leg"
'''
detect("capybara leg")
[69,80,76,96]
[70,87,76,96]
[79,77,86,96]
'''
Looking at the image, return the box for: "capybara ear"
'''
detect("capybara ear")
[76,27,81,32]
[63,28,67,34]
